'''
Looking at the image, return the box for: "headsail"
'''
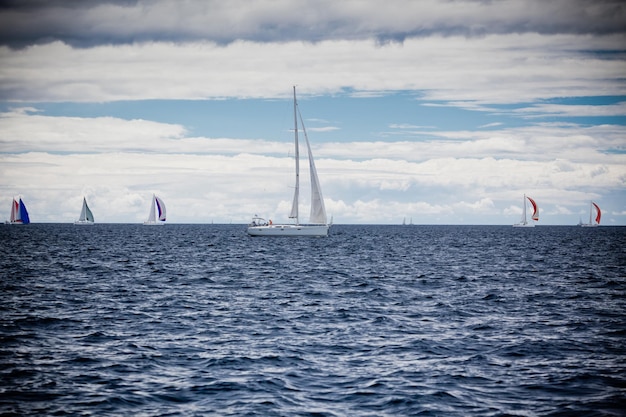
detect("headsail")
[300,110,327,224]
[155,196,166,221]
[592,202,601,225]
[527,196,539,221]
[79,197,95,222]
[85,203,94,222]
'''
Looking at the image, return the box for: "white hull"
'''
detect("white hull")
[74,220,94,225]
[247,224,329,237]
[580,224,598,228]
[513,223,535,228]
[143,221,165,226]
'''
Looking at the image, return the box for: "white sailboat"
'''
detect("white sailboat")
[75,197,95,225]
[581,201,601,227]
[247,86,329,237]
[6,197,30,224]
[144,194,166,225]
[513,194,538,227]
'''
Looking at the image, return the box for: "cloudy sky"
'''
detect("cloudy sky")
[1,0,625,225]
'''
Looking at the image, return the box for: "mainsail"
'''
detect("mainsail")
[9,199,18,223]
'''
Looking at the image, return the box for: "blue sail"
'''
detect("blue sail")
[19,198,30,224]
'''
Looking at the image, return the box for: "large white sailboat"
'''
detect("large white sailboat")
[581,201,601,227]
[144,194,166,225]
[75,197,95,225]
[247,86,329,237]
[513,194,538,227]
[6,197,30,224]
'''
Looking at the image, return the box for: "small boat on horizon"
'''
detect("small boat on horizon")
[247,86,329,237]
[6,197,30,225]
[75,197,95,225]
[581,201,601,227]
[144,194,166,225]
[513,194,538,228]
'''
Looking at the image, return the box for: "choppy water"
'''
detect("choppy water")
[1,224,625,416]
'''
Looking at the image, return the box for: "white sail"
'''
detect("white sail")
[513,194,538,228]
[9,199,17,223]
[247,86,329,237]
[147,195,156,222]
[302,111,327,225]
[144,194,166,225]
[75,197,95,225]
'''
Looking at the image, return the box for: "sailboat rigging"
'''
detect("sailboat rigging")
[247,86,329,237]
[581,201,601,227]
[513,194,538,227]
[75,197,95,225]
[144,194,166,225]
[6,197,30,224]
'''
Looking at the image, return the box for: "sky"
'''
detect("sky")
[1,0,625,225]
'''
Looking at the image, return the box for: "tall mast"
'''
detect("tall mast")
[289,86,300,224]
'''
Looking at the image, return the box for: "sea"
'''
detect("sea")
[1,224,625,416]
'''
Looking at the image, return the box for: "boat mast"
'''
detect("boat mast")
[589,201,593,225]
[289,86,300,224]
[522,194,527,225]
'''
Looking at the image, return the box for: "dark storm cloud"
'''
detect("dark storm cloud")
[0,0,625,48]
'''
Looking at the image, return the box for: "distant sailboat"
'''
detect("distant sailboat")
[7,197,30,224]
[513,194,538,227]
[247,86,329,237]
[144,194,166,225]
[75,197,95,225]
[581,201,601,227]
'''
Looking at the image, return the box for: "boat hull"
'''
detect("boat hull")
[143,221,165,226]
[247,224,329,237]
[74,221,94,225]
[513,223,535,228]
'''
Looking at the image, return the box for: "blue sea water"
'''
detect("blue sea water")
[1,224,625,416]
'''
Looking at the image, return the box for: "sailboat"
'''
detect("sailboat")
[513,194,538,227]
[75,197,95,225]
[144,194,166,225]
[7,197,30,224]
[247,86,329,237]
[581,201,601,227]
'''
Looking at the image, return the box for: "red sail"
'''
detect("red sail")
[527,196,539,221]
[592,202,601,225]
